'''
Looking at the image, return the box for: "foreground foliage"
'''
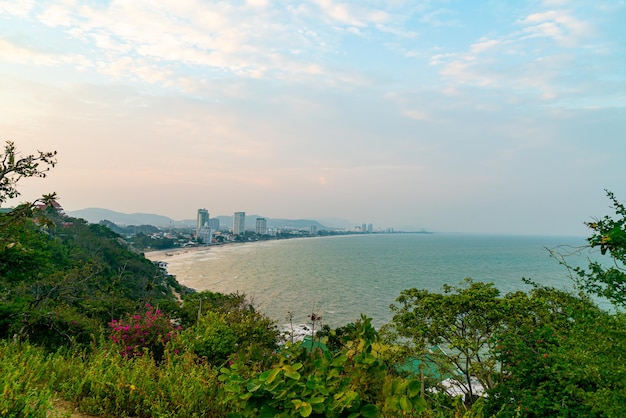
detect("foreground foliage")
[220,316,427,417]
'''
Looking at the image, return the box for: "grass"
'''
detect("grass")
[1,340,229,418]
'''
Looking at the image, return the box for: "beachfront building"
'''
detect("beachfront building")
[256,217,267,235]
[197,224,213,244]
[233,212,245,235]
[196,209,209,237]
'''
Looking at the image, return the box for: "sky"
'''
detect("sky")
[1,0,625,235]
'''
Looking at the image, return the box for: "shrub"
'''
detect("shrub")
[109,303,180,362]
[175,311,238,365]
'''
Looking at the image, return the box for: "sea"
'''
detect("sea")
[148,233,599,329]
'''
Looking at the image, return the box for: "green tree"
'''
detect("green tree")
[0,140,56,205]
[388,279,505,403]
[486,285,626,417]
[560,190,626,307]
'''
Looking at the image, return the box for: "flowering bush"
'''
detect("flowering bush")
[109,304,180,361]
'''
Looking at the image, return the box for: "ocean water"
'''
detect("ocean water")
[149,234,593,329]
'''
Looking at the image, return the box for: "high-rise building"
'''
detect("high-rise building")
[362,223,367,233]
[367,223,373,233]
[208,218,220,231]
[196,209,209,237]
[256,217,267,235]
[233,212,245,235]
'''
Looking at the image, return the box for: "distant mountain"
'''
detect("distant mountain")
[316,217,353,229]
[67,208,194,227]
[67,208,334,230]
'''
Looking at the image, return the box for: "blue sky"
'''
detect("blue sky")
[1,0,624,235]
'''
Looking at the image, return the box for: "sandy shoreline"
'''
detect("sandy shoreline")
[143,240,270,262]
[143,235,331,262]
[143,245,207,261]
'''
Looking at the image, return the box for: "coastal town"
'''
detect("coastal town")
[105,208,393,252]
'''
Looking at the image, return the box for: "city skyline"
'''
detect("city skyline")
[1,2,624,236]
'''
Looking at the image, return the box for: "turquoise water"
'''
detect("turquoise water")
[150,234,593,328]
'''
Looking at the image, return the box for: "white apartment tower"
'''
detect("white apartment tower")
[233,212,245,235]
[256,217,267,235]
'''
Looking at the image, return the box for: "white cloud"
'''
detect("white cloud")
[519,10,592,47]
[0,0,35,18]
[312,0,394,28]
[314,0,365,27]
[38,2,76,27]
[470,39,500,54]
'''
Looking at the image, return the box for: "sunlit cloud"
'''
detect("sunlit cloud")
[0,0,35,18]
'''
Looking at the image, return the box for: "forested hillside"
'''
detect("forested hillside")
[0,205,185,347]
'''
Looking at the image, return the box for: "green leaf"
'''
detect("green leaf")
[412,396,427,412]
[407,379,421,398]
[331,354,348,367]
[399,395,412,412]
[284,370,301,380]
[307,396,325,405]
[258,369,271,382]
[263,368,281,384]
[360,404,379,417]
[283,364,297,374]
[247,381,261,392]
[299,402,313,417]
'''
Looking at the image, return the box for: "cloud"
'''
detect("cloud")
[425,5,603,102]
[0,0,35,18]
[519,10,592,47]
[313,0,369,27]
[37,2,75,27]
[0,37,91,68]
[470,39,500,54]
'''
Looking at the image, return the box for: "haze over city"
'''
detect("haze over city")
[1,1,624,235]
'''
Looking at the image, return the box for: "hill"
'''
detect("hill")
[67,208,195,227]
